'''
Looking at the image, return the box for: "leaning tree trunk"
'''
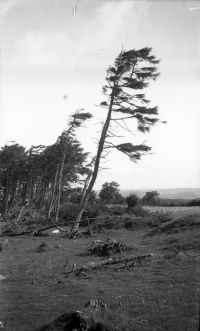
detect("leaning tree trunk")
[48,164,59,219]
[70,91,115,237]
[3,171,10,216]
[80,169,93,205]
[55,151,66,224]
[67,253,154,274]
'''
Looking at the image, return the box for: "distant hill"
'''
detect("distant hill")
[120,188,200,199]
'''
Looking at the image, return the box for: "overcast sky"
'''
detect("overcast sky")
[0,0,200,190]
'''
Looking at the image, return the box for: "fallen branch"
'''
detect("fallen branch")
[86,217,108,221]
[0,216,108,237]
[56,226,68,232]
[0,229,33,237]
[32,223,68,233]
[65,253,154,275]
[0,222,68,237]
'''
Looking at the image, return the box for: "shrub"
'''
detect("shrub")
[130,205,150,217]
[81,204,101,227]
[123,212,173,230]
[112,206,126,216]
[124,218,136,229]
[59,202,100,226]
[124,217,150,229]
[187,199,200,206]
[59,202,78,223]
[157,198,188,207]
[127,194,139,212]
[101,216,123,230]
[148,211,173,227]
[142,191,160,205]
[85,204,100,219]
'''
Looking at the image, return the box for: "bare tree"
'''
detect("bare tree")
[70,47,163,236]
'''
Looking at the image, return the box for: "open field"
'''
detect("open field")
[144,206,200,217]
[0,208,200,330]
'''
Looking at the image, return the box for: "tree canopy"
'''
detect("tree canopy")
[127,194,139,212]
[99,181,121,204]
[142,191,160,205]
[0,111,92,221]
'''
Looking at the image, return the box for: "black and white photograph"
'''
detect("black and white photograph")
[0,0,199,330]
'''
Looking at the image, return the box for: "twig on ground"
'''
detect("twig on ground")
[62,257,69,269]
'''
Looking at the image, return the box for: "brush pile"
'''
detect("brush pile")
[85,238,131,256]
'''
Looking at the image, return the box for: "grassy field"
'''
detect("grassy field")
[0,207,199,330]
[144,206,200,217]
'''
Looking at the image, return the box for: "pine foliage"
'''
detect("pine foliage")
[101,47,161,161]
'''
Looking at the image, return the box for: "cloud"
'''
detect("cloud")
[13,31,68,67]
[1,0,150,82]
[0,0,19,17]
[188,6,200,11]
[96,1,135,43]
[65,0,150,74]
[82,0,149,52]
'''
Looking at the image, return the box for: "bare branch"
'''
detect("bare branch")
[111,115,135,121]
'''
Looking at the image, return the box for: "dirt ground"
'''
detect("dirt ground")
[0,212,199,330]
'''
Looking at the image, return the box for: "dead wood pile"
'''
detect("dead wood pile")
[66,253,154,276]
[85,238,131,256]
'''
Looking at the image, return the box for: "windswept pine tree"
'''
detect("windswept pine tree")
[70,47,164,236]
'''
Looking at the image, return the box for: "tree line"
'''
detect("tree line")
[0,112,92,222]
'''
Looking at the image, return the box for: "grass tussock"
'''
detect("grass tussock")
[35,242,49,253]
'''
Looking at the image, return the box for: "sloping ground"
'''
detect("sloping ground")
[0,216,199,331]
[146,214,200,236]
